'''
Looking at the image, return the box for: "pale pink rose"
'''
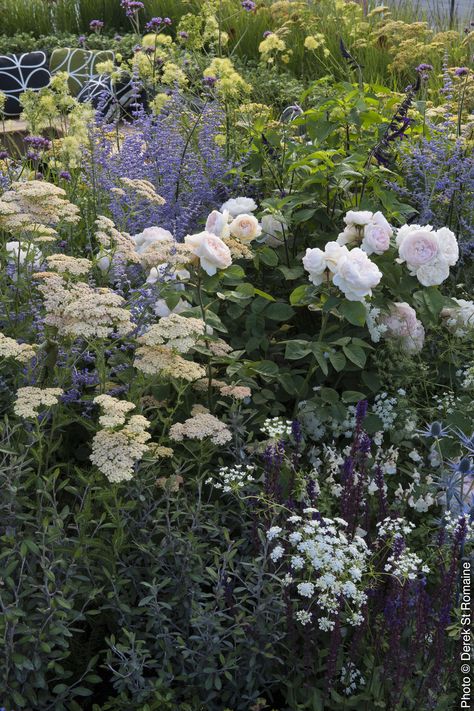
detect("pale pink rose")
[303,247,327,285]
[205,209,230,238]
[185,231,232,276]
[332,247,382,301]
[398,229,439,268]
[361,212,392,255]
[229,213,262,243]
[323,241,349,273]
[380,302,425,353]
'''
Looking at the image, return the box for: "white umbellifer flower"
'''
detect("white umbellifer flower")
[379,302,425,353]
[396,224,459,286]
[297,581,315,597]
[332,247,382,301]
[295,610,312,626]
[205,209,231,239]
[267,526,283,540]
[220,196,257,217]
[441,298,474,337]
[271,545,285,562]
[229,213,262,243]
[261,417,293,439]
[207,464,255,493]
[184,231,232,276]
[14,386,63,419]
[153,298,189,318]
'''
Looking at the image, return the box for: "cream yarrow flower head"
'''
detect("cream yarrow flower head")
[0,333,36,363]
[138,315,205,353]
[0,180,79,234]
[46,254,92,276]
[14,386,63,419]
[169,412,232,446]
[35,273,134,339]
[93,394,136,428]
[134,344,206,381]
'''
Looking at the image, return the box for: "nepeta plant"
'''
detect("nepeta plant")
[83,95,237,238]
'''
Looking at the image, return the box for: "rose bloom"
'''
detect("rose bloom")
[332,247,382,301]
[344,210,373,227]
[261,214,285,246]
[229,213,262,243]
[324,241,349,273]
[396,224,459,286]
[133,226,174,254]
[361,212,392,255]
[220,196,257,217]
[185,231,232,276]
[303,247,327,285]
[380,302,425,353]
[205,209,230,239]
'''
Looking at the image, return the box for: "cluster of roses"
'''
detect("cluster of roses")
[303,210,467,354]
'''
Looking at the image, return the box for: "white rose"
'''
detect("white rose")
[416,260,450,287]
[397,226,439,269]
[324,241,349,273]
[435,226,459,265]
[361,212,392,255]
[344,210,373,227]
[184,231,232,276]
[205,210,230,239]
[303,247,327,285]
[154,298,188,318]
[220,196,257,217]
[332,247,382,301]
[229,213,262,243]
[132,226,174,254]
[337,224,359,246]
[261,214,285,247]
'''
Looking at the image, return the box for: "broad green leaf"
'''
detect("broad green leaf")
[339,300,367,326]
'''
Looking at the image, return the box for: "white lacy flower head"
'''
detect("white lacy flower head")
[132,226,174,255]
[380,302,425,353]
[229,213,262,243]
[0,332,36,363]
[270,512,370,631]
[169,412,232,445]
[396,224,459,286]
[14,386,63,419]
[441,298,474,337]
[220,196,257,217]
[332,247,382,301]
[337,210,392,256]
[205,209,231,239]
[184,231,232,276]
